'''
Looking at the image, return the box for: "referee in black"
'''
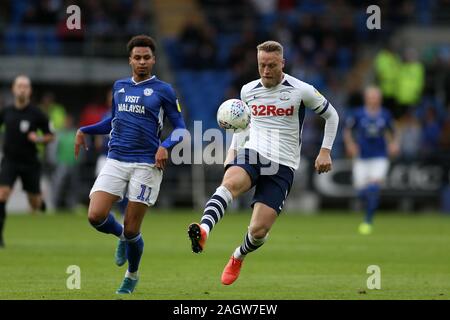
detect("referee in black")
[0,75,54,248]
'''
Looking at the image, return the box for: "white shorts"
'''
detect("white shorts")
[353,158,389,189]
[90,158,163,206]
[95,155,107,176]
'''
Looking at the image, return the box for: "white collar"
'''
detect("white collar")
[131,75,155,85]
[260,73,286,89]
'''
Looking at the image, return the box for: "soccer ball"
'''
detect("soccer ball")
[216,99,251,131]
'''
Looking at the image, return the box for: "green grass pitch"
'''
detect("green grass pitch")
[0,210,449,300]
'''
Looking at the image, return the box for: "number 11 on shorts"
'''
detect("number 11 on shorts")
[137,184,152,202]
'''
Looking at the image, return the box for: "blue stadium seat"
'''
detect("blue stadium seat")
[216,34,241,66]
[163,38,183,70]
[175,69,234,130]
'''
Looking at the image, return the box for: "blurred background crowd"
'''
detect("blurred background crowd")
[0,0,449,212]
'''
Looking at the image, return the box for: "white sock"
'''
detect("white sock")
[200,223,210,237]
[233,247,245,261]
[215,185,233,203]
[238,232,268,256]
[200,186,233,237]
[125,270,138,280]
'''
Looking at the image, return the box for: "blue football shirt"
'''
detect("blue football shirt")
[345,107,394,159]
[106,76,185,164]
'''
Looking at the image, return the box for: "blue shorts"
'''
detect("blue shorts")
[225,148,295,214]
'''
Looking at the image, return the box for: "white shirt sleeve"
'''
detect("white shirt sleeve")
[319,103,339,150]
[303,84,339,150]
[302,84,326,110]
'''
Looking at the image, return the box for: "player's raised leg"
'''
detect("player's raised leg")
[88,191,123,237]
[222,202,277,285]
[116,201,147,294]
[88,190,127,265]
[188,166,251,253]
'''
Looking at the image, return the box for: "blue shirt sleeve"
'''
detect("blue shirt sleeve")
[159,85,187,149]
[80,116,112,135]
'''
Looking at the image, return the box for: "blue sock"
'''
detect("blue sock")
[365,184,380,224]
[91,213,123,238]
[358,188,369,218]
[117,198,128,216]
[125,233,144,273]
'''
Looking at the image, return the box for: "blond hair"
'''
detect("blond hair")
[364,85,381,96]
[257,40,284,56]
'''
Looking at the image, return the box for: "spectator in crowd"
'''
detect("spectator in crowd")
[39,92,66,131]
[374,43,401,117]
[52,114,78,210]
[395,48,425,119]
[178,19,218,69]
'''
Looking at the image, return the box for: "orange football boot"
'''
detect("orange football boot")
[221,255,243,285]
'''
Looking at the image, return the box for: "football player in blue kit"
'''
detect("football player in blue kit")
[344,86,399,235]
[74,35,186,294]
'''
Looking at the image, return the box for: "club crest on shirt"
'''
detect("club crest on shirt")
[279,90,291,101]
[20,120,30,133]
[144,88,153,96]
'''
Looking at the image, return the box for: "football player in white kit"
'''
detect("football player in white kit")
[188,41,339,285]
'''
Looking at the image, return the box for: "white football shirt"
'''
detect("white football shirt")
[231,73,337,170]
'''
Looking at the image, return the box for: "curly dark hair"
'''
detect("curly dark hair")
[127,35,156,56]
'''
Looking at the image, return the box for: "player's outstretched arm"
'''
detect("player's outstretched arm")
[75,116,113,159]
[74,129,88,159]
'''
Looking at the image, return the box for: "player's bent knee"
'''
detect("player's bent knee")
[222,167,251,196]
[87,209,109,226]
[221,180,240,197]
[249,225,270,240]
[222,177,249,198]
